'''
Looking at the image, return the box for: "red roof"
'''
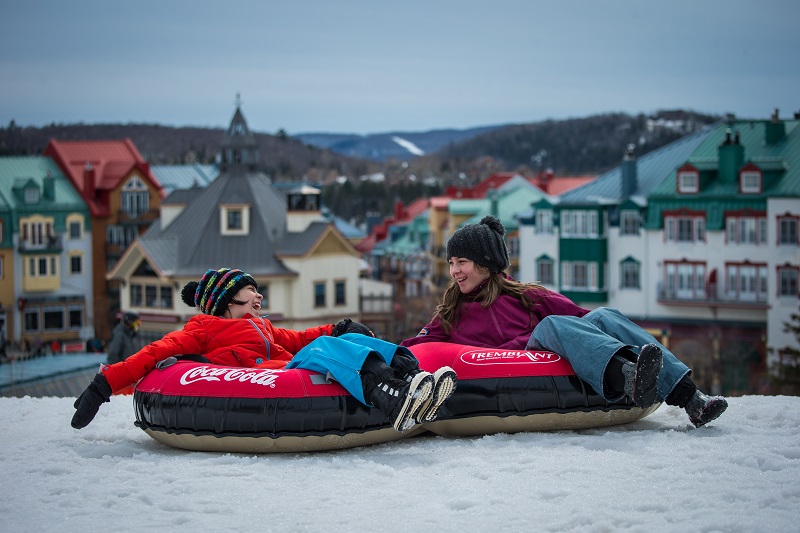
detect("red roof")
[534,175,596,195]
[44,139,165,217]
[355,198,431,253]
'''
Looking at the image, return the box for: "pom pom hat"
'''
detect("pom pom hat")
[446,215,510,273]
[181,268,257,317]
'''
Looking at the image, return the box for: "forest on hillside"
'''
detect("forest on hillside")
[0,110,721,223]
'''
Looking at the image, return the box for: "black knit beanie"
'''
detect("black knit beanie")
[446,215,510,273]
[180,268,257,317]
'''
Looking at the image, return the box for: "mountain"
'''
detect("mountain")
[0,122,382,182]
[295,125,505,162]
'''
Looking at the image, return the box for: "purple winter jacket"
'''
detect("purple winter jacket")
[401,287,589,350]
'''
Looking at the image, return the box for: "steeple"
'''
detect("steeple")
[220,94,260,172]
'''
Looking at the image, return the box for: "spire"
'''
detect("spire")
[220,95,259,171]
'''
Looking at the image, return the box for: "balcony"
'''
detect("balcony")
[657,283,768,310]
[117,208,159,224]
[18,234,63,254]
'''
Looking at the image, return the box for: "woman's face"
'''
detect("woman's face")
[226,285,262,318]
[449,257,491,294]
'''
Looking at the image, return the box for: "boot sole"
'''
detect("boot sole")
[417,367,458,423]
[633,345,662,408]
[690,397,728,428]
[394,372,434,432]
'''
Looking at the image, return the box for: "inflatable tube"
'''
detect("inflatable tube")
[134,343,657,453]
[410,343,658,437]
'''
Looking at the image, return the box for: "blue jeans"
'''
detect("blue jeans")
[287,333,414,405]
[526,307,690,402]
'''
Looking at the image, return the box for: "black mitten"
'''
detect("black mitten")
[333,318,374,337]
[71,373,112,429]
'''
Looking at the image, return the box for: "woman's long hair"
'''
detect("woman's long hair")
[434,267,547,334]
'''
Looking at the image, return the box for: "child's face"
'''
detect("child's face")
[448,257,490,294]
[227,285,263,318]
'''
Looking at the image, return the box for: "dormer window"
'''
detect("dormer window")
[740,170,762,193]
[220,204,250,235]
[25,186,40,204]
[677,170,699,194]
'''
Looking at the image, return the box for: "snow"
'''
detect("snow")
[391,136,426,156]
[2,395,799,532]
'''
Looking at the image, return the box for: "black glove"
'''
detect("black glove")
[71,373,112,429]
[332,318,374,337]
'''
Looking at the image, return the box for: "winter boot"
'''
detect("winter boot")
[685,390,728,428]
[617,343,662,409]
[368,373,434,431]
[416,366,458,424]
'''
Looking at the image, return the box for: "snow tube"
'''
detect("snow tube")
[133,343,657,453]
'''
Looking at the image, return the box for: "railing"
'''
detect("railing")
[17,234,63,253]
[657,282,768,308]
[117,208,160,223]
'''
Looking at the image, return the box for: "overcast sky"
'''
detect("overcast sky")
[1,0,798,135]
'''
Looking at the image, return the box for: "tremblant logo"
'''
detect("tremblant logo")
[460,349,561,365]
[180,366,281,387]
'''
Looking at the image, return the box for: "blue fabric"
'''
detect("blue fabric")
[287,333,404,404]
[526,307,690,402]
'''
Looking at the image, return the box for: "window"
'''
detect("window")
[68,306,83,330]
[507,235,519,258]
[620,259,640,289]
[561,261,598,290]
[24,187,40,203]
[677,171,699,193]
[130,283,174,309]
[20,218,54,248]
[620,210,640,236]
[778,266,798,297]
[664,261,706,299]
[130,285,143,307]
[334,281,346,306]
[67,215,84,240]
[725,263,768,302]
[221,205,250,235]
[314,282,326,308]
[69,255,82,275]
[106,224,138,248]
[43,306,65,332]
[227,209,243,230]
[535,209,553,234]
[560,210,599,238]
[24,309,39,333]
[536,257,554,285]
[778,215,799,245]
[726,214,767,245]
[740,171,761,193]
[160,286,173,308]
[259,284,270,309]
[664,212,705,243]
[121,176,149,217]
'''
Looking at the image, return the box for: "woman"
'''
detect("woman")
[72,268,457,432]
[401,216,727,428]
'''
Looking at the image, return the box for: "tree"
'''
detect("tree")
[769,306,800,395]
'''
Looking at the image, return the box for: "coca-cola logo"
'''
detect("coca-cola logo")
[460,349,561,365]
[179,366,281,388]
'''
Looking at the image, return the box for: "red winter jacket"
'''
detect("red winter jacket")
[101,314,333,393]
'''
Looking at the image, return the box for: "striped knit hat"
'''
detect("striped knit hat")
[180,268,257,317]
[446,216,510,273]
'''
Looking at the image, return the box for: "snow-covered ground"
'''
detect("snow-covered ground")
[1,395,798,532]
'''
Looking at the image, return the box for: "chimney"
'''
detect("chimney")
[83,162,96,198]
[718,129,744,183]
[765,108,786,145]
[43,170,55,201]
[488,188,498,217]
[621,144,637,198]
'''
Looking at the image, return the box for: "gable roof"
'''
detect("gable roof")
[556,126,718,206]
[0,156,86,211]
[44,138,165,216]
